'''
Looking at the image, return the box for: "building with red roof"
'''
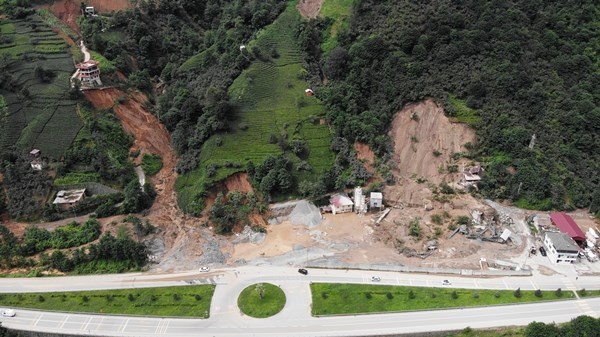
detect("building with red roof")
[550,212,585,245]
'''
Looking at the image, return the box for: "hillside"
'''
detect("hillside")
[176,3,335,213]
[0,14,81,159]
[318,0,600,214]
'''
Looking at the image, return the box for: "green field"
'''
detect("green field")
[311,283,576,316]
[0,15,82,159]
[448,95,482,126]
[176,3,335,212]
[0,285,215,317]
[237,283,286,318]
[319,0,356,54]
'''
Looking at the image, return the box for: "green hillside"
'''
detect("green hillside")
[0,15,81,159]
[319,0,600,214]
[176,3,334,213]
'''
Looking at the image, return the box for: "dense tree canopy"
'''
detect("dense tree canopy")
[318,0,599,212]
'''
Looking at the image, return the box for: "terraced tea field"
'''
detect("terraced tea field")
[0,15,81,159]
[177,3,334,211]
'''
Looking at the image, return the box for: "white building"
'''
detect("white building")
[370,192,383,209]
[354,187,366,214]
[330,194,353,214]
[543,231,580,264]
[53,189,86,210]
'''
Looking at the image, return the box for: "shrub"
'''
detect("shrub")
[151,295,158,302]
[535,289,542,297]
[128,293,135,302]
[215,137,223,146]
[514,288,522,298]
[38,295,45,302]
[173,293,181,301]
[432,150,442,157]
[408,218,422,239]
[451,291,458,299]
[321,292,328,299]
[386,292,393,300]
[408,290,416,299]
[580,288,587,296]
[473,292,479,299]
[555,288,562,297]
[82,295,89,302]
[431,214,444,225]
[194,294,202,301]
[141,153,163,176]
[365,292,372,299]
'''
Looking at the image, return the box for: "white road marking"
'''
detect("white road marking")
[81,316,92,332]
[120,318,129,332]
[529,279,538,290]
[33,314,42,327]
[503,279,510,289]
[59,315,69,329]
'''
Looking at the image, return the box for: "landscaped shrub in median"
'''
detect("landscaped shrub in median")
[0,285,215,317]
[238,283,286,318]
[310,283,576,316]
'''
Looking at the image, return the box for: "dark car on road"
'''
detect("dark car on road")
[539,246,547,256]
[298,268,308,275]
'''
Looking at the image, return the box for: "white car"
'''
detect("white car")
[371,276,381,282]
[2,309,16,317]
[199,266,210,272]
[442,279,452,286]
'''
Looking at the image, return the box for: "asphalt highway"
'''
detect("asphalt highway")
[1,266,598,336]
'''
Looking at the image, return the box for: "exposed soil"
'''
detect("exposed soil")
[297,0,324,19]
[45,0,132,37]
[354,142,376,174]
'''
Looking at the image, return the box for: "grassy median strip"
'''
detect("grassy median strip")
[311,283,576,316]
[0,285,215,317]
[238,283,286,318]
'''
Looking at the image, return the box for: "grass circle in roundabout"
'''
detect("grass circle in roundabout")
[237,283,286,318]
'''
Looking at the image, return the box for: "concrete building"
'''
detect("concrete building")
[330,194,353,214]
[76,60,102,87]
[369,192,383,209]
[543,231,580,264]
[353,187,366,214]
[53,189,86,210]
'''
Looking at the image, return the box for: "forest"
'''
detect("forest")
[316,0,599,213]
[83,0,600,216]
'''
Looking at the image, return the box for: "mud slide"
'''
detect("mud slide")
[297,0,324,19]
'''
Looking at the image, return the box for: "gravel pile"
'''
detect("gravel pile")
[233,225,266,244]
[289,200,323,227]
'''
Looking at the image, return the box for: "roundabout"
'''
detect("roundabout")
[237,283,286,318]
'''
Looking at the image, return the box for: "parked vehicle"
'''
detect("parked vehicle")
[298,268,308,275]
[199,266,210,272]
[539,246,547,256]
[370,276,381,282]
[442,279,452,285]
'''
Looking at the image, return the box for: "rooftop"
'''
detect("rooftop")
[550,212,585,240]
[370,192,383,199]
[330,194,353,207]
[53,189,86,204]
[545,231,579,252]
[76,60,100,70]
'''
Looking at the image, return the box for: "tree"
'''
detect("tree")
[514,287,522,298]
[255,283,265,300]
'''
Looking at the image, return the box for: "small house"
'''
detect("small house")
[330,194,353,214]
[462,165,483,187]
[29,149,42,170]
[369,192,383,209]
[543,231,580,264]
[53,189,86,210]
[305,88,314,97]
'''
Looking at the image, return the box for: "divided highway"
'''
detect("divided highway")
[1,266,598,336]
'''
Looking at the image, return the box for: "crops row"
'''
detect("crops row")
[178,3,333,207]
[0,15,80,159]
